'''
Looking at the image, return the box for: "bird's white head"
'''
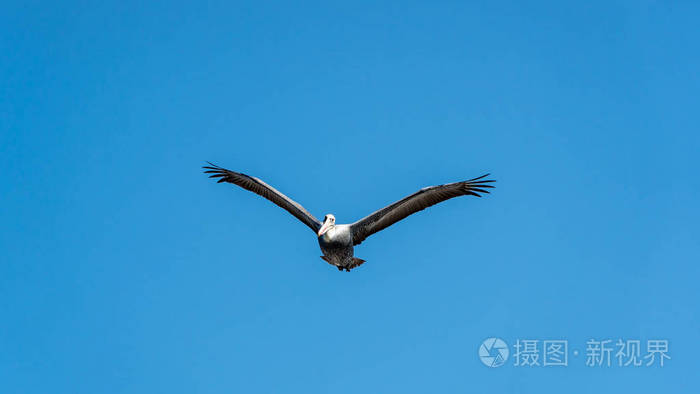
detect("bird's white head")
[317,214,336,236]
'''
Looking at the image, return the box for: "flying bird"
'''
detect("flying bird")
[203,163,495,272]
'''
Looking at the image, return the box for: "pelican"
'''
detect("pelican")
[203,163,494,271]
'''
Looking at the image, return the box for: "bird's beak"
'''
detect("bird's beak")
[318,221,331,236]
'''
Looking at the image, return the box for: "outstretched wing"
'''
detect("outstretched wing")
[203,162,322,233]
[350,174,495,245]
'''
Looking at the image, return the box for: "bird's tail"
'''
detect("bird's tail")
[348,257,366,270]
[320,256,366,271]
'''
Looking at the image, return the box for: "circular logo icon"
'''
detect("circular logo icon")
[479,337,509,367]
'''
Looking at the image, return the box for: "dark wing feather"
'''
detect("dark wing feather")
[203,162,322,233]
[350,174,495,245]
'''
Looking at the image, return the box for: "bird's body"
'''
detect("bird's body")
[316,224,361,271]
[203,162,494,272]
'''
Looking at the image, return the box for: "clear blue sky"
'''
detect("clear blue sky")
[1,1,698,393]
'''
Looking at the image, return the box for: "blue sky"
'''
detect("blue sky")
[1,1,698,393]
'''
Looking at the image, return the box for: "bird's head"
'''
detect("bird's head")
[317,214,336,236]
